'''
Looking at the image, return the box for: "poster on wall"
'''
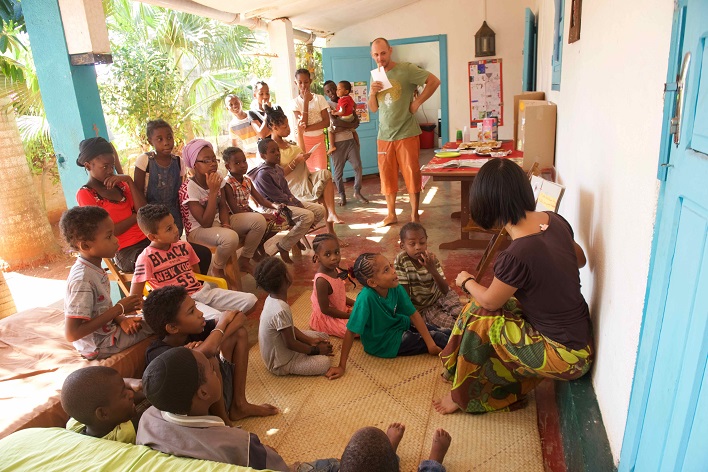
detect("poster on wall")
[351,81,370,123]
[468,59,503,125]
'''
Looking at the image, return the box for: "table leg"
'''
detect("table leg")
[439,180,490,250]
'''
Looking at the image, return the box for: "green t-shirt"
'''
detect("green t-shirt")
[373,62,431,141]
[346,284,417,358]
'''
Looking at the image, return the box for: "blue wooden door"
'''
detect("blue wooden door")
[522,8,537,91]
[322,46,379,178]
[620,0,708,470]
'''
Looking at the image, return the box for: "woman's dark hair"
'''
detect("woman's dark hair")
[254,81,268,91]
[222,146,245,165]
[295,68,311,78]
[323,80,335,88]
[352,253,379,288]
[257,137,275,156]
[146,119,172,140]
[254,257,288,293]
[264,104,288,129]
[469,158,536,230]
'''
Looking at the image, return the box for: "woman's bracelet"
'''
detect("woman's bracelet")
[212,328,225,337]
[461,276,476,295]
[117,302,125,316]
[289,161,296,170]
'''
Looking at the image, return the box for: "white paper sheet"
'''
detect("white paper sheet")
[370,66,393,91]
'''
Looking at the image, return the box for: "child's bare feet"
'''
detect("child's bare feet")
[429,428,451,464]
[276,244,294,264]
[338,194,347,206]
[378,215,398,227]
[386,423,405,453]
[354,191,369,204]
[411,213,420,223]
[433,392,461,415]
[230,401,279,422]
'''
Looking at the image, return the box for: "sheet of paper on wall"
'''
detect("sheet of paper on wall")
[530,175,565,212]
[371,66,394,91]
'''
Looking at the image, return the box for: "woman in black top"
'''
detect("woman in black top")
[433,158,593,414]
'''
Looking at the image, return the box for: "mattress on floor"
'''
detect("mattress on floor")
[0,307,154,439]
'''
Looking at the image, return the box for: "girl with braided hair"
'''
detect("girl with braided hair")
[325,253,451,380]
[310,233,356,337]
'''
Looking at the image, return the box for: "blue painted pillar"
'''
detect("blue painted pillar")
[23,0,108,208]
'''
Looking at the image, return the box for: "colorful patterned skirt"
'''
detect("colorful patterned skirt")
[440,298,593,413]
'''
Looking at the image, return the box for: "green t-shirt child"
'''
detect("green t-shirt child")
[373,62,431,142]
[346,284,417,358]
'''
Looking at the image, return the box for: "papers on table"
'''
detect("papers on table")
[425,159,489,169]
[370,66,393,92]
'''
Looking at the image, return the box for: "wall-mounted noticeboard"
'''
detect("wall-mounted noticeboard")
[468,59,503,125]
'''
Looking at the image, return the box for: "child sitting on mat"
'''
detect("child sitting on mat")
[62,366,146,443]
[394,223,463,330]
[310,233,355,338]
[325,253,451,380]
[254,257,334,376]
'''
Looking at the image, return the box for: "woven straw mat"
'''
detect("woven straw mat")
[238,290,544,472]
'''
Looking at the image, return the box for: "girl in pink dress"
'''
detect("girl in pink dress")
[310,233,356,337]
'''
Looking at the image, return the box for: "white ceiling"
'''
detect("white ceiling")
[190,0,420,35]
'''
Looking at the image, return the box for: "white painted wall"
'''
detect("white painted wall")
[327,0,535,142]
[534,0,673,463]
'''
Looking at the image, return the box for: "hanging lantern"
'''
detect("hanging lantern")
[475,21,496,57]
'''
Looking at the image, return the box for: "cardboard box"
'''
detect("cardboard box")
[513,92,545,144]
[517,100,557,171]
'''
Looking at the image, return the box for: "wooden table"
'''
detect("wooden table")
[420,141,523,250]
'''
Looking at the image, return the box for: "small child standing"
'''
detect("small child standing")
[310,233,355,338]
[131,204,257,319]
[326,253,451,380]
[133,120,212,275]
[142,285,278,423]
[254,257,334,376]
[394,223,464,330]
[61,366,144,444]
[60,206,152,360]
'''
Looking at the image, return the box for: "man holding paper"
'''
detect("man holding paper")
[369,37,440,226]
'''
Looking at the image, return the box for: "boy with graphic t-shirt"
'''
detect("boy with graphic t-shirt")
[131,204,256,319]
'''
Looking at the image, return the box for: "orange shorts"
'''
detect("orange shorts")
[377,135,422,196]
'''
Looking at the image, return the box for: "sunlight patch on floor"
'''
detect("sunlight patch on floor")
[4,272,65,312]
[422,186,438,205]
[366,236,383,243]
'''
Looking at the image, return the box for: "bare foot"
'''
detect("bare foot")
[386,423,406,453]
[354,192,369,204]
[411,213,421,223]
[237,257,252,275]
[327,213,345,224]
[338,194,347,206]
[277,244,294,264]
[378,215,398,227]
[230,402,279,422]
[429,428,451,464]
[433,392,461,415]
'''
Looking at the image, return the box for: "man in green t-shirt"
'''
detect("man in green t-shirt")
[369,37,440,227]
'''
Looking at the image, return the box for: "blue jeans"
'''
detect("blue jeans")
[397,323,452,356]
